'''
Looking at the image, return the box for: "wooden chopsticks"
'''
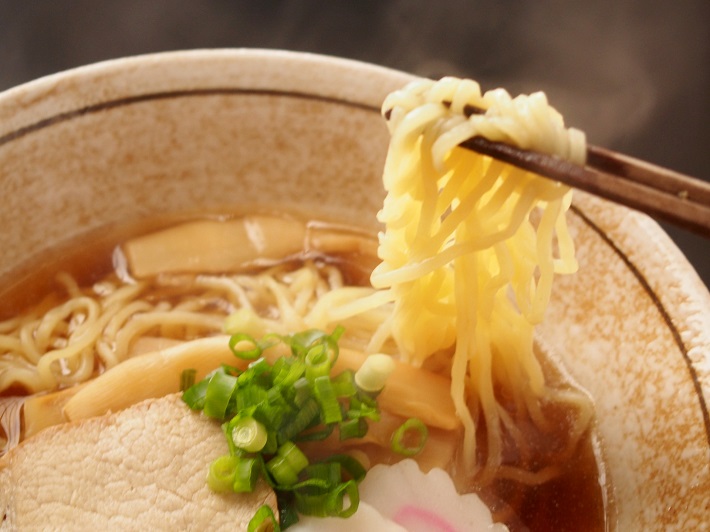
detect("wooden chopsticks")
[459,136,710,237]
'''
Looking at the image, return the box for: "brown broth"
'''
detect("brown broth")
[0,214,612,531]
[482,410,611,531]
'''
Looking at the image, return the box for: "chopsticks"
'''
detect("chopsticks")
[384,100,710,237]
[458,135,710,237]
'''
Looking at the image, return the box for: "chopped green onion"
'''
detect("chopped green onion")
[266,455,299,486]
[233,456,261,493]
[266,442,309,487]
[272,358,306,389]
[180,368,197,392]
[354,353,396,394]
[331,370,357,398]
[329,479,360,518]
[293,479,360,518]
[230,417,268,453]
[276,493,299,529]
[392,417,428,456]
[204,371,238,419]
[305,345,331,382]
[323,454,367,483]
[207,455,239,493]
[261,390,292,430]
[237,357,272,386]
[347,394,380,422]
[262,429,278,456]
[329,324,345,343]
[287,327,341,366]
[182,378,209,410]
[258,332,282,351]
[287,329,328,356]
[247,504,281,532]
[313,376,342,424]
[291,377,312,407]
[339,417,368,440]
[303,462,341,488]
[293,491,330,517]
[313,334,340,367]
[229,332,263,360]
[182,326,388,527]
[293,423,334,443]
[235,383,266,412]
[277,397,319,444]
[277,441,309,474]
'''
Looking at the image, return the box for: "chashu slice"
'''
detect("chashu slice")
[0,394,276,530]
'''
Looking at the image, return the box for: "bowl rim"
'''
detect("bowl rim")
[0,48,413,144]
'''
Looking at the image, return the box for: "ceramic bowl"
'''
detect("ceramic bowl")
[0,49,708,530]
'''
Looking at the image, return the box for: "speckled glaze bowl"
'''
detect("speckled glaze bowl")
[0,49,708,530]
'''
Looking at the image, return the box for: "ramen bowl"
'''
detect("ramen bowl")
[0,49,708,530]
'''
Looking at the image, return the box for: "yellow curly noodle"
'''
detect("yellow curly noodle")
[368,77,591,483]
[0,262,360,395]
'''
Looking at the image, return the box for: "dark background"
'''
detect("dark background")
[1,0,708,287]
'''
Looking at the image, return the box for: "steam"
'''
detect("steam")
[376,0,706,148]
[1,1,706,155]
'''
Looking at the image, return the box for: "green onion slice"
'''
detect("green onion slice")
[313,376,342,425]
[293,479,360,518]
[354,353,395,394]
[229,332,263,360]
[182,378,209,410]
[207,455,239,493]
[331,370,357,398]
[328,479,360,518]
[322,454,366,482]
[247,504,281,532]
[233,456,261,493]
[292,423,334,443]
[305,345,331,382]
[277,397,320,444]
[180,368,197,392]
[230,416,268,453]
[203,370,238,419]
[339,417,368,440]
[277,441,309,473]
[266,455,299,486]
[391,417,428,456]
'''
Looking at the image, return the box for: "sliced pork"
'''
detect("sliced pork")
[0,394,276,530]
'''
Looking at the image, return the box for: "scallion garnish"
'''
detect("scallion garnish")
[247,504,280,532]
[391,417,428,456]
[338,417,368,440]
[266,441,309,486]
[182,377,209,410]
[180,368,197,392]
[354,353,396,394]
[181,325,399,528]
[207,454,240,493]
[229,332,263,360]
[312,376,342,425]
[230,416,268,453]
[233,456,261,493]
[203,370,238,419]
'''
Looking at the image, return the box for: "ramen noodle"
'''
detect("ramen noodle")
[326,77,592,483]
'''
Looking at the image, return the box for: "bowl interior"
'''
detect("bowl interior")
[0,49,708,529]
